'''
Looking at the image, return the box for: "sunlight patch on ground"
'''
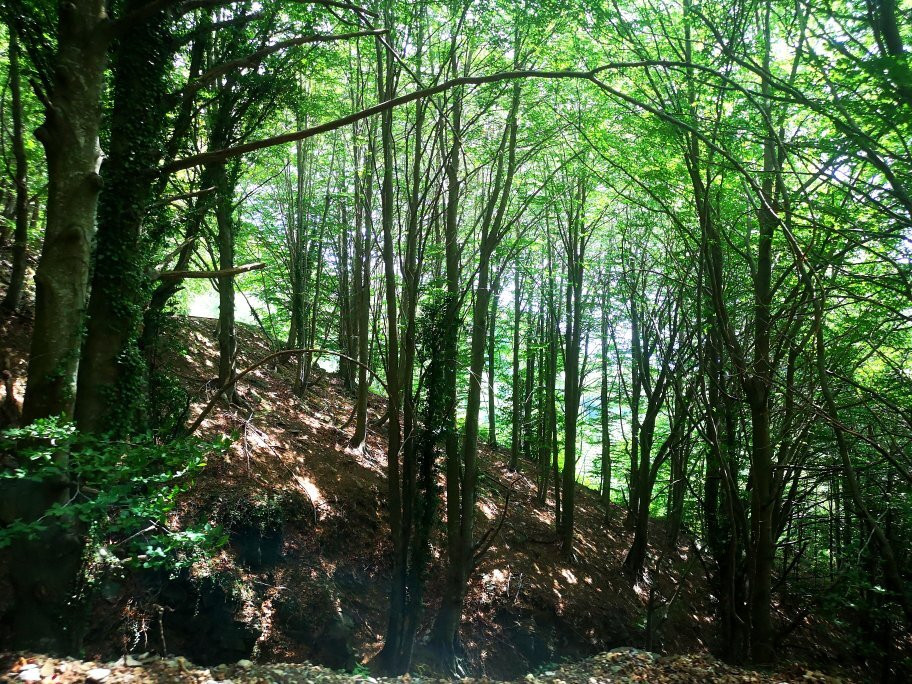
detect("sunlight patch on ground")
[481,568,511,602]
[478,500,497,520]
[294,474,328,518]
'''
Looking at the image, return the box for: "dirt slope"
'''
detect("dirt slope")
[117,316,712,676]
[0,307,853,679]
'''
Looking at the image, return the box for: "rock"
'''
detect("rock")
[116,655,142,667]
[18,666,40,682]
[40,663,55,677]
[211,664,230,679]
[86,667,112,682]
[236,659,253,669]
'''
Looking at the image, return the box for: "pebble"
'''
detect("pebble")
[18,667,40,682]
[87,667,112,682]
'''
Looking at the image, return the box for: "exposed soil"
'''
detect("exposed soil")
[0,300,858,680]
[121,316,716,676]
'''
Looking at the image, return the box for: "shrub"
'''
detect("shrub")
[0,416,229,570]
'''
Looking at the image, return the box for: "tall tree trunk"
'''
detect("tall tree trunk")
[430,64,467,670]
[625,293,642,530]
[522,302,536,463]
[599,270,611,518]
[22,0,109,423]
[1,28,29,314]
[487,273,501,448]
[350,134,372,449]
[535,310,550,504]
[338,203,355,392]
[75,2,170,433]
[374,19,407,672]
[510,265,522,468]
[431,76,522,671]
[747,6,777,661]
[215,163,238,395]
[560,180,587,560]
[9,0,109,652]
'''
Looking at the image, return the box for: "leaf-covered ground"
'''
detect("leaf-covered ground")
[1,649,848,684]
[0,308,859,680]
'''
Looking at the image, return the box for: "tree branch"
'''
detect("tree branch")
[181,30,386,99]
[152,261,265,280]
[185,347,388,435]
[157,67,611,175]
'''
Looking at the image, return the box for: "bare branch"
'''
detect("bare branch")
[182,29,386,99]
[152,261,265,280]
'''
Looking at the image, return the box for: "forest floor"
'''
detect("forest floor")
[0,275,856,682]
[0,649,842,683]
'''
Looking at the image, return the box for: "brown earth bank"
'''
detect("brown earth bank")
[0,290,862,681]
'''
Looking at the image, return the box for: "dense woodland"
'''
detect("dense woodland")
[0,0,911,679]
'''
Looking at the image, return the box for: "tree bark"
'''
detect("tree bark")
[1,28,29,314]
[215,163,239,395]
[487,273,500,448]
[75,1,171,432]
[560,178,587,560]
[510,265,522,468]
[22,0,109,423]
[599,269,612,518]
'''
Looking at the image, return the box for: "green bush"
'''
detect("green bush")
[0,417,229,570]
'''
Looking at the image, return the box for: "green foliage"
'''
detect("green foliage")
[147,310,193,435]
[0,417,230,570]
[216,490,307,534]
[352,663,372,677]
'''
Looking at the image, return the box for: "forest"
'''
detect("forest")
[0,0,911,681]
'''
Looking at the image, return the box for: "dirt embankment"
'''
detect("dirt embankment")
[0,308,856,680]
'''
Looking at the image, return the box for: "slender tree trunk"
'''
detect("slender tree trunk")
[431,76,522,670]
[338,202,355,391]
[522,302,536,463]
[350,122,373,449]
[599,271,612,518]
[1,28,29,314]
[625,294,642,530]
[488,273,500,448]
[561,181,587,559]
[747,9,777,659]
[215,163,238,395]
[510,265,522,468]
[535,310,550,504]
[374,21,407,672]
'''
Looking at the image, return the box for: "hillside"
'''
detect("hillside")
[100,315,712,675]
[0,307,851,681]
